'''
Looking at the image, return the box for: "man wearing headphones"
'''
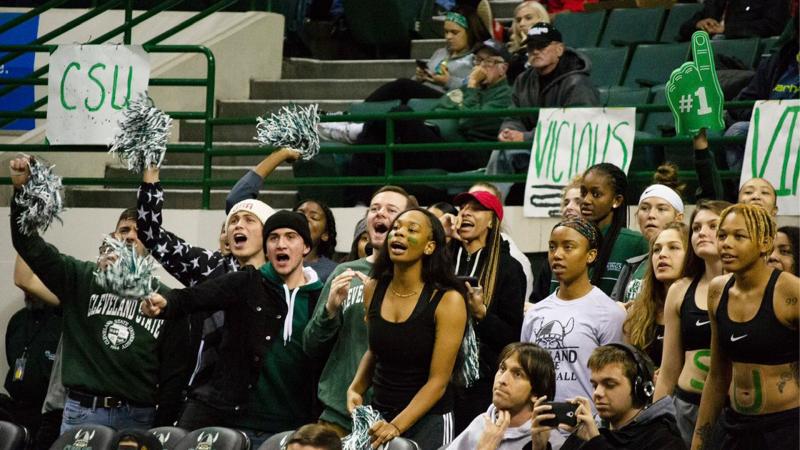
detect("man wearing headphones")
[531,344,685,449]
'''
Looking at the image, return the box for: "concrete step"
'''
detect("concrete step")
[250,78,393,100]
[104,164,295,187]
[65,187,298,210]
[217,99,356,117]
[179,120,256,142]
[411,39,445,60]
[489,0,518,19]
[282,58,416,79]
[163,143,281,166]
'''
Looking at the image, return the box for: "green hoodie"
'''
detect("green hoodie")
[236,263,323,432]
[302,258,373,432]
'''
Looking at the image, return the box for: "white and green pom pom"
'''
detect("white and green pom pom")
[94,236,159,298]
[342,405,384,450]
[109,93,172,172]
[453,319,480,388]
[14,157,63,236]
[255,104,320,160]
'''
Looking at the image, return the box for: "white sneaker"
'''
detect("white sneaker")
[318,121,363,144]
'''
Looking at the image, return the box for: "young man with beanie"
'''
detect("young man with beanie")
[8,156,190,432]
[143,210,322,447]
[531,344,684,450]
[303,186,418,436]
[447,343,556,450]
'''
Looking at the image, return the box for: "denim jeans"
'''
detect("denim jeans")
[60,397,155,433]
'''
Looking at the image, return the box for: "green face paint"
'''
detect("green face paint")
[733,369,764,414]
[406,236,419,246]
[689,349,711,390]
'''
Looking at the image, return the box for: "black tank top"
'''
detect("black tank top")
[680,276,712,352]
[717,270,798,365]
[367,279,452,420]
[644,324,665,366]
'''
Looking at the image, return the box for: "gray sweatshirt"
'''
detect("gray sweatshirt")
[445,404,533,450]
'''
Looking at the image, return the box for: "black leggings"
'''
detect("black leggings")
[365,78,444,104]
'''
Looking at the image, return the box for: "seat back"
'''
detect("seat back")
[623,42,689,87]
[0,421,28,450]
[577,46,629,87]
[710,38,761,68]
[257,431,293,450]
[150,427,189,450]
[173,427,249,450]
[379,437,420,450]
[641,84,674,136]
[49,425,116,450]
[407,97,440,113]
[660,3,703,42]
[553,11,606,48]
[599,7,666,47]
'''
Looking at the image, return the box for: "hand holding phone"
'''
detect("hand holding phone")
[539,402,579,428]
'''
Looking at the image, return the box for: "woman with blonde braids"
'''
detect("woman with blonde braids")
[446,190,527,434]
[691,204,799,450]
[654,199,730,447]
[623,221,689,367]
[506,1,550,83]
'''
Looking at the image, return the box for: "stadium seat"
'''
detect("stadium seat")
[49,425,116,450]
[622,42,689,87]
[604,86,650,129]
[258,430,293,450]
[577,46,629,87]
[659,3,704,42]
[348,100,402,115]
[343,0,426,53]
[710,38,760,68]
[173,427,249,450]
[553,11,607,48]
[759,36,781,56]
[0,421,27,450]
[379,437,420,449]
[149,427,189,450]
[599,7,666,47]
[407,98,440,112]
[640,84,674,136]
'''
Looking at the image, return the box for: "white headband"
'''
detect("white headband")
[639,184,684,213]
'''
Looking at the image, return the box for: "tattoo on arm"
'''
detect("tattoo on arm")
[786,297,797,306]
[695,423,712,450]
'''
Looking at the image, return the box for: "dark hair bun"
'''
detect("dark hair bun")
[653,162,686,196]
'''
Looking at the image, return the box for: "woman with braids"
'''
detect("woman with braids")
[346,208,467,449]
[611,163,686,303]
[768,226,799,276]
[522,218,625,449]
[578,163,649,296]
[623,222,689,367]
[445,190,526,434]
[691,204,799,450]
[654,200,731,447]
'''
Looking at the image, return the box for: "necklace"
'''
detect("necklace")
[390,283,418,298]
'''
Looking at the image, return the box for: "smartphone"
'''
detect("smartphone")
[458,276,479,287]
[539,402,578,428]
[415,59,429,71]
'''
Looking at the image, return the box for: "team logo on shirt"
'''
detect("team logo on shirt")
[102,319,136,350]
[531,317,574,349]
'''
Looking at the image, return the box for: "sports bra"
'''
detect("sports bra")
[716,270,798,365]
[680,276,712,352]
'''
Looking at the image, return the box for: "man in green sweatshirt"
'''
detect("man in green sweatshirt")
[143,210,323,448]
[303,186,417,436]
[8,156,190,432]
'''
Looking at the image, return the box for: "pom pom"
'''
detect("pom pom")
[342,405,384,450]
[453,319,480,388]
[94,236,159,298]
[255,104,320,160]
[109,93,172,172]
[14,157,64,236]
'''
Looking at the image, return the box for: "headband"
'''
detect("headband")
[446,12,469,30]
[554,218,601,250]
[639,184,684,213]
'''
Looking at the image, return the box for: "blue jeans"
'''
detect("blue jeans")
[61,397,155,433]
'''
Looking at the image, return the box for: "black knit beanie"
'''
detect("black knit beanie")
[263,210,313,249]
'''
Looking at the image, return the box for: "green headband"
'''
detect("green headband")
[446,12,469,30]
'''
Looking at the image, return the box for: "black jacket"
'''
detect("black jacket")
[678,0,790,41]
[501,49,601,140]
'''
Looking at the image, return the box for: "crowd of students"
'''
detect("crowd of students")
[7,143,800,450]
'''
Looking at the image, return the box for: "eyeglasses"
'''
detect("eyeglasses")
[473,56,505,67]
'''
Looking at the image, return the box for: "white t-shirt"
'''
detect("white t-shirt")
[521,286,626,405]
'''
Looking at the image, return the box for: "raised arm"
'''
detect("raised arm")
[654,279,690,400]
[14,254,60,306]
[225,147,300,212]
[143,270,251,319]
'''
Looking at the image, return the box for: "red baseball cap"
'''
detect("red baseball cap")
[453,191,504,222]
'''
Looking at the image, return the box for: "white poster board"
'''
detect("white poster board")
[523,108,636,217]
[46,45,150,145]
[740,100,800,216]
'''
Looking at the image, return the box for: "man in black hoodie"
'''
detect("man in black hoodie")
[531,344,685,450]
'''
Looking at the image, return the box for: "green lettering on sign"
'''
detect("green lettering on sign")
[60,62,80,110]
[84,63,106,112]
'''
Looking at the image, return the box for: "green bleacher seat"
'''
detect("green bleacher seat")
[407,98,440,112]
[599,7,666,47]
[641,84,674,136]
[710,38,760,69]
[605,86,650,129]
[348,100,401,115]
[759,36,781,56]
[622,42,689,87]
[577,46,629,87]
[553,11,607,48]
[659,3,703,42]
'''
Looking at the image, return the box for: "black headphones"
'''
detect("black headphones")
[606,343,655,407]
